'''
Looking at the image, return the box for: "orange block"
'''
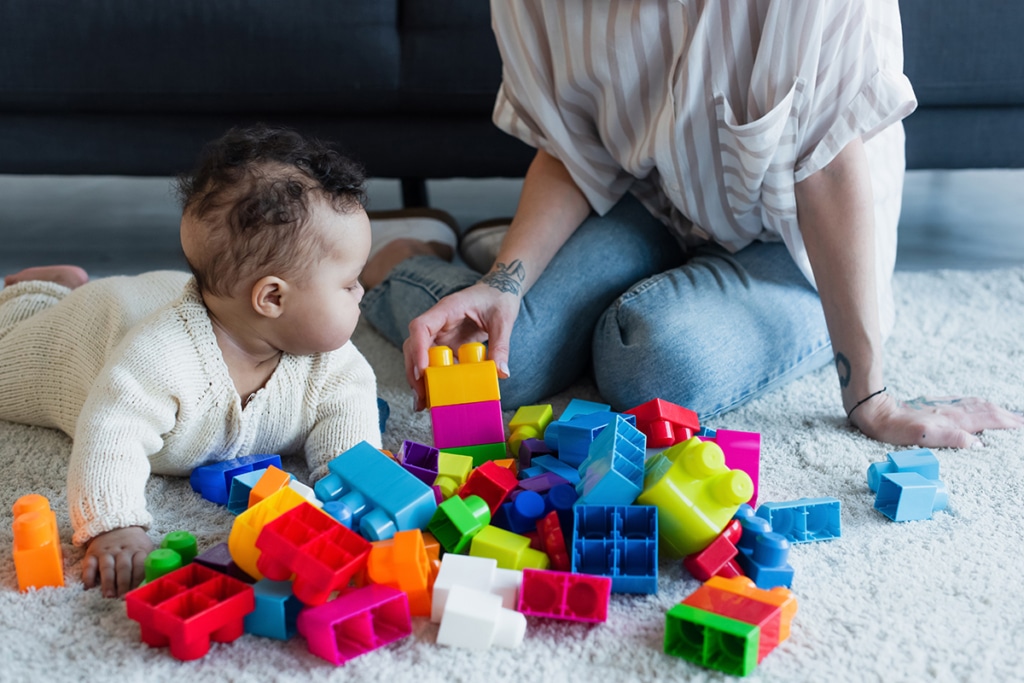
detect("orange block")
[12,494,64,591]
[248,466,293,509]
[367,529,432,617]
[705,575,798,642]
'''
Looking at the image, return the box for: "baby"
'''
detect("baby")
[0,125,382,598]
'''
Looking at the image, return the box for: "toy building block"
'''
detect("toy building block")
[431,399,506,450]
[554,411,638,468]
[756,497,841,543]
[459,460,518,515]
[507,404,554,457]
[248,465,294,509]
[427,494,491,554]
[160,530,197,564]
[296,584,412,666]
[683,518,743,582]
[227,468,268,515]
[734,505,794,590]
[434,451,474,499]
[682,582,786,663]
[705,575,798,642]
[367,529,432,617]
[145,549,184,583]
[874,472,949,522]
[423,342,500,408]
[636,437,753,556]
[255,502,372,605]
[493,490,546,534]
[526,454,581,485]
[518,471,571,494]
[244,579,302,640]
[518,437,555,473]
[313,440,437,541]
[11,494,64,592]
[867,448,941,492]
[470,525,550,571]
[228,485,307,581]
[189,454,282,505]
[702,429,762,508]
[664,603,761,677]
[543,398,611,451]
[193,542,255,583]
[697,426,717,438]
[575,415,646,507]
[440,442,507,468]
[436,584,527,650]
[430,553,522,623]
[518,568,611,623]
[125,563,255,661]
[397,440,440,487]
[625,398,700,448]
[536,511,571,571]
[544,483,579,544]
[571,505,658,594]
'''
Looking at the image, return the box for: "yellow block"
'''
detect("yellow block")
[423,342,500,408]
[228,486,306,581]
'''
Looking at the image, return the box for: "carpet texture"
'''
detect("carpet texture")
[1,266,1022,683]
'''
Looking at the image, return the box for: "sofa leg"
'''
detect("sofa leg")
[401,178,429,208]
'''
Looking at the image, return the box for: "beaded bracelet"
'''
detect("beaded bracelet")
[846,387,887,420]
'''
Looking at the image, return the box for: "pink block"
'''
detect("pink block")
[707,429,761,508]
[431,400,506,449]
[517,569,611,623]
[296,585,411,665]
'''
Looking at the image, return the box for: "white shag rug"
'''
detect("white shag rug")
[1,266,1023,683]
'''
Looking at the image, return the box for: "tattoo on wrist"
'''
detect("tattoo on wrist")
[834,353,851,389]
[481,260,526,296]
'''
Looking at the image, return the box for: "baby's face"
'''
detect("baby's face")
[274,202,371,355]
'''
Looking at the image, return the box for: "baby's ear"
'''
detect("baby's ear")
[251,276,287,319]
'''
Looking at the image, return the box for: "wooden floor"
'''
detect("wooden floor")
[1,170,1022,278]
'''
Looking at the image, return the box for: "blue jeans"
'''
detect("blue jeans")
[361,194,832,421]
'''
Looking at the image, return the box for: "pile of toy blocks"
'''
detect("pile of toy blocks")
[110,341,939,675]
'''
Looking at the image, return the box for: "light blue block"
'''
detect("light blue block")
[544,398,611,450]
[755,497,841,543]
[874,472,948,522]
[227,469,269,515]
[530,454,581,485]
[244,579,302,640]
[576,416,646,506]
[867,448,940,492]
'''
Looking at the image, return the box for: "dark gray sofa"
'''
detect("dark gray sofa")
[0,1,1020,207]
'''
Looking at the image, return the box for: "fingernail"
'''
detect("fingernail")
[498,361,510,378]
[413,366,421,382]
[971,439,984,449]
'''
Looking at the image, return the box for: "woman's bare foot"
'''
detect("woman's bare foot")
[361,239,453,290]
[3,265,89,289]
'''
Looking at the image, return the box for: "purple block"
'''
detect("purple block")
[397,440,440,486]
[430,400,506,450]
[518,438,555,472]
[193,542,256,583]
[518,471,572,494]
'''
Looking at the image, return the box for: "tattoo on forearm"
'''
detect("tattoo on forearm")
[834,353,851,388]
[482,260,526,295]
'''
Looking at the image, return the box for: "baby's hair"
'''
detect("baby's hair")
[175,124,367,296]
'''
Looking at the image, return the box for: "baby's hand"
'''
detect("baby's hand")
[82,526,154,598]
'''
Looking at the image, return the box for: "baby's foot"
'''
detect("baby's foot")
[3,265,89,289]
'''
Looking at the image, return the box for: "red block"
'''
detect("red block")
[682,518,743,581]
[625,398,700,449]
[459,460,518,515]
[125,563,255,661]
[681,583,784,662]
[255,502,371,605]
[536,511,571,572]
[518,568,611,623]
[431,400,506,450]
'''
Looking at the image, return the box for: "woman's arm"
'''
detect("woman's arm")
[796,137,1023,446]
[404,148,592,408]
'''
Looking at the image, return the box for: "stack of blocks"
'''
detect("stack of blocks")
[867,448,948,522]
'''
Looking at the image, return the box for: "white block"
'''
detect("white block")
[492,568,523,611]
[288,480,323,508]
[436,585,526,650]
[431,554,498,623]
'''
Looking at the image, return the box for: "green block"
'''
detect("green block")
[161,530,197,564]
[427,494,491,554]
[664,604,760,677]
[442,442,508,468]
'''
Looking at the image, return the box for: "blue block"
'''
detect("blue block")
[735,504,794,589]
[189,454,282,505]
[543,398,611,450]
[493,490,546,534]
[557,411,638,468]
[867,448,940,492]
[575,416,646,506]
[874,472,949,522]
[226,469,270,515]
[529,454,581,485]
[244,579,303,640]
[755,497,841,543]
[571,505,658,594]
[696,426,717,438]
[313,441,437,541]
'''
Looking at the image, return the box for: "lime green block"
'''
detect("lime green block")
[144,548,183,583]
[470,525,550,570]
[427,494,491,554]
[507,404,554,454]
[161,530,197,564]
[665,603,760,677]
[637,437,753,556]
[434,451,475,499]
[443,442,508,468]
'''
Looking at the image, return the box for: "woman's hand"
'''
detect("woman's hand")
[404,275,524,410]
[850,391,1024,448]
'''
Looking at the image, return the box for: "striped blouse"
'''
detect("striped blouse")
[490,0,917,335]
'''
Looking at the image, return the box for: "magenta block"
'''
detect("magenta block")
[517,568,611,623]
[705,429,761,508]
[296,585,411,665]
[430,400,506,450]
